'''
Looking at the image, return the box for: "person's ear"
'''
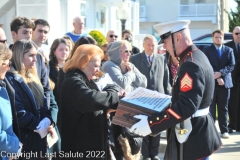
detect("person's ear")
[176,33,182,42]
[11,31,16,40]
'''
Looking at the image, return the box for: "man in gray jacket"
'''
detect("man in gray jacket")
[130,35,171,160]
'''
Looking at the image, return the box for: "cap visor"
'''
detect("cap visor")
[158,39,164,45]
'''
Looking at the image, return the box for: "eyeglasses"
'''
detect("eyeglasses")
[2,61,11,67]
[109,35,118,38]
[124,50,132,54]
[234,33,240,36]
[0,39,7,44]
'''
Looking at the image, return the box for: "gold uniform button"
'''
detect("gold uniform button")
[149,121,153,124]
[164,115,167,118]
[156,117,159,120]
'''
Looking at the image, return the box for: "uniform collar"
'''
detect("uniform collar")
[178,45,198,63]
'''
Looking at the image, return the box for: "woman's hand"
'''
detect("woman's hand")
[118,89,126,97]
[124,62,133,72]
[47,125,58,147]
[47,125,57,139]
[214,72,222,79]
[217,78,224,86]
[120,63,128,73]
[106,109,117,118]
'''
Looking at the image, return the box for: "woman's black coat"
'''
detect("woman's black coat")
[6,72,52,158]
[61,69,119,160]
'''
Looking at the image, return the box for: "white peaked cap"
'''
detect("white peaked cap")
[153,20,191,44]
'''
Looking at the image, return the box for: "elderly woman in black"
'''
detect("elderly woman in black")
[61,44,124,160]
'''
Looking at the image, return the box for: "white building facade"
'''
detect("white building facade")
[139,0,229,40]
[0,0,140,45]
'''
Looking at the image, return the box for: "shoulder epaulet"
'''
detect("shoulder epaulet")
[179,48,199,63]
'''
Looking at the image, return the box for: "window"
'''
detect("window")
[95,5,106,31]
[181,0,188,4]
[139,0,146,5]
[80,3,86,16]
[195,0,206,3]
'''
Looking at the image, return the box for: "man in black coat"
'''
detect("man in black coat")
[203,29,235,138]
[225,26,240,132]
[130,20,222,160]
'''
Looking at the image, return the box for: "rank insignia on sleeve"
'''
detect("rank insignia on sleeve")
[180,73,193,92]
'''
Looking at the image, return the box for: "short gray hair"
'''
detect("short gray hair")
[73,16,84,23]
[143,34,157,44]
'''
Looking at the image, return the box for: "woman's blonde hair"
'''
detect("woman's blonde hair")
[63,44,104,73]
[0,43,12,64]
[121,40,132,51]
[12,40,44,108]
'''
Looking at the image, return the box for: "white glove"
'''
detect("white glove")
[34,117,51,138]
[130,115,152,136]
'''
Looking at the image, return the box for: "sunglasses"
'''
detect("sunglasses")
[0,39,7,44]
[234,33,240,35]
[124,50,132,54]
[109,35,118,38]
[2,61,11,67]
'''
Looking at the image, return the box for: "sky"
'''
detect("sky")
[229,0,237,11]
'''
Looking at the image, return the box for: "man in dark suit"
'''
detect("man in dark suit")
[203,29,235,138]
[225,26,240,132]
[130,35,171,160]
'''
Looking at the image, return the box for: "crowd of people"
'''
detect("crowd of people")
[0,15,239,160]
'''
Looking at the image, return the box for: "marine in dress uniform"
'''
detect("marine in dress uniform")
[130,20,222,160]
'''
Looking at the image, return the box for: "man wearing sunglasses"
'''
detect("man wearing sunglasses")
[130,20,222,160]
[106,30,118,44]
[225,26,240,133]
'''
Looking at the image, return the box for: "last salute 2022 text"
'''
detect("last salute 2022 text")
[58,151,105,158]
